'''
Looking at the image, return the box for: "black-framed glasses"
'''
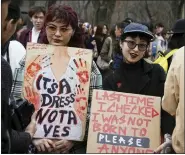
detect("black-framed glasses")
[124,40,148,51]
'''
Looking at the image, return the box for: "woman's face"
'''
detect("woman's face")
[103,25,108,34]
[46,21,74,46]
[115,25,122,37]
[120,36,148,64]
[93,26,97,34]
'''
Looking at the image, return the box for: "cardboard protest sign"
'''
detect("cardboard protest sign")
[23,42,93,141]
[87,90,161,153]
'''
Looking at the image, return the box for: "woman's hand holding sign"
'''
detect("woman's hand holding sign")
[53,139,74,153]
[32,138,55,153]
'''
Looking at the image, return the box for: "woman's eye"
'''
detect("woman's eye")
[61,28,68,32]
[48,26,56,31]
[140,44,147,48]
[128,41,136,46]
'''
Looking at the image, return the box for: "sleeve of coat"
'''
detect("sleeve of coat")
[154,64,175,135]
[10,129,32,153]
[103,71,117,91]
[162,54,179,116]
[100,37,112,62]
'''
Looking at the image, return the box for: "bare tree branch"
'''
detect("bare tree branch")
[177,0,185,18]
[84,0,91,21]
[145,0,153,23]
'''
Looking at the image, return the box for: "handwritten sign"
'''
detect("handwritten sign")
[23,43,93,141]
[86,90,161,153]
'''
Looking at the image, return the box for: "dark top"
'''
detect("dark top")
[103,59,175,135]
[94,34,107,55]
[17,27,46,48]
[1,57,12,153]
[1,57,32,153]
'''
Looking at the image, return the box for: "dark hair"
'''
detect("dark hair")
[119,33,151,57]
[6,2,20,24]
[109,25,116,39]
[95,25,104,36]
[43,4,84,48]
[122,17,134,24]
[121,33,150,44]
[116,21,130,33]
[155,22,164,28]
[168,33,185,49]
[28,6,46,18]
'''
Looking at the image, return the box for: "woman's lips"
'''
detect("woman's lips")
[130,53,138,58]
[53,39,62,43]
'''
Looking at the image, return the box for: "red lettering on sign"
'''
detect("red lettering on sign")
[97,101,106,112]
[152,108,159,118]
[92,113,100,122]
[93,122,101,132]
[98,144,109,153]
[96,91,102,100]
[107,102,115,112]
[147,97,154,107]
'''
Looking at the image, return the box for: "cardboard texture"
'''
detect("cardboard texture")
[87,89,161,153]
[23,42,93,141]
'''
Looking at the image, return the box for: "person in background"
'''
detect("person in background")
[1,0,37,153]
[18,6,46,48]
[94,25,107,59]
[164,19,185,71]
[82,22,94,50]
[102,24,109,35]
[113,21,131,69]
[16,16,27,40]
[155,46,184,153]
[1,0,12,153]
[92,25,97,37]
[2,2,26,100]
[154,22,164,37]
[151,22,166,60]
[103,22,175,144]
[98,25,116,77]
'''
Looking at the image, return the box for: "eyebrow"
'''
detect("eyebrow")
[47,23,68,28]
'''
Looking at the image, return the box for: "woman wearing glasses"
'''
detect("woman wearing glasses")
[103,23,175,145]
[30,5,100,154]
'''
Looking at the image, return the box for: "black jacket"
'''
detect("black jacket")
[103,59,175,135]
[1,57,32,153]
[1,57,12,153]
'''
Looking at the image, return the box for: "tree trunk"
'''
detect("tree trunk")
[145,1,153,23]
[84,0,91,21]
[47,0,57,9]
[92,0,101,25]
[177,0,185,18]
[29,1,35,7]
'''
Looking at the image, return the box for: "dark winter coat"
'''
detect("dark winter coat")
[103,59,175,136]
[1,57,32,153]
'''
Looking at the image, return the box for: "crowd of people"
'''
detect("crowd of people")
[1,0,185,153]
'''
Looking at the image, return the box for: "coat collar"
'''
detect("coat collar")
[142,59,153,73]
[137,59,153,93]
[118,59,153,93]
